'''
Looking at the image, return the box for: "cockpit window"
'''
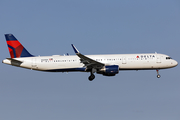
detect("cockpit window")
[166,57,172,59]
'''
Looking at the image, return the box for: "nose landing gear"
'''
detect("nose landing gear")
[156,70,161,78]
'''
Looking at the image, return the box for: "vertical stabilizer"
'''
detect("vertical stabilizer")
[5,34,33,58]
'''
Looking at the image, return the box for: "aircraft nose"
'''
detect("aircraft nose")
[172,60,178,67]
[175,60,178,66]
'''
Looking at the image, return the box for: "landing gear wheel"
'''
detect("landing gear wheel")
[157,74,161,78]
[88,74,95,81]
[156,70,161,78]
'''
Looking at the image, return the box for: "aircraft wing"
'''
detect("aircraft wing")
[71,44,104,69]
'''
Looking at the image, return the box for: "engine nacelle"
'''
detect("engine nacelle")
[97,65,119,76]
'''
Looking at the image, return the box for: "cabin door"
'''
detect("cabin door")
[156,55,161,63]
[122,57,127,64]
[32,58,38,69]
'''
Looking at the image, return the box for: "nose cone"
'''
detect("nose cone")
[175,60,178,66]
[172,60,178,67]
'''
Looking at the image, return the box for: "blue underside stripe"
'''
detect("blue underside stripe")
[44,68,86,72]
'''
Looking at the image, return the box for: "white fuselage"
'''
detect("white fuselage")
[2,53,178,72]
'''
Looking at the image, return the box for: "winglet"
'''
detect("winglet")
[71,44,79,54]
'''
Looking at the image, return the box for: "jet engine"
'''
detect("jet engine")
[97,65,119,76]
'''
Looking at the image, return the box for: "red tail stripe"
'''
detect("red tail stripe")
[7,41,21,48]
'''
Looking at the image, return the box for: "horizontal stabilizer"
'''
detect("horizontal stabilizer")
[5,58,23,66]
[6,58,23,63]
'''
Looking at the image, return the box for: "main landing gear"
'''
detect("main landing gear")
[88,68,96,81]
[156,69,161,78]
[88,73,95,81]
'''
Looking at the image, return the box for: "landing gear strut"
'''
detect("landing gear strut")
[156,70,161,78]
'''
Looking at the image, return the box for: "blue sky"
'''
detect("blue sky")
[0,0,180,120]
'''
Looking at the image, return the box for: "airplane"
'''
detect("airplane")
[2,34,178,81]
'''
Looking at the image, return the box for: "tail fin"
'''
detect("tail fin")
[5,34,33,58]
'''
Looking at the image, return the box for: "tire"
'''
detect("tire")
[88,74,95,81]
[157,74,161,78]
